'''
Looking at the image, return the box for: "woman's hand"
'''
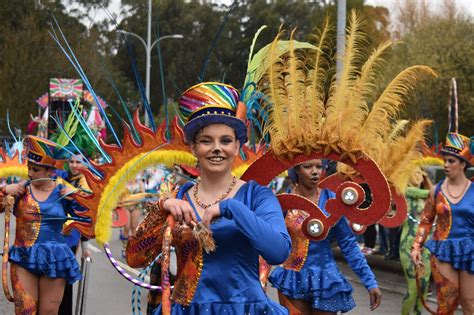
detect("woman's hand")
[162,198,197,224]
[410,246,422,266]
[368,287,382,311]
[201,204,220,227]
[4,183,25,196]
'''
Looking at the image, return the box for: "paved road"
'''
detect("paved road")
[0,215,462,314]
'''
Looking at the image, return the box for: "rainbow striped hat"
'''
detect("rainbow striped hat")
[25,135,66,168]
[178,82,247,144]
[441,132,473,166]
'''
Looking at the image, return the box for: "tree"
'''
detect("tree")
[384,1,474,139]
[0,0,135,138]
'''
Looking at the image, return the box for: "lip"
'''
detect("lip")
[207,156,226,163]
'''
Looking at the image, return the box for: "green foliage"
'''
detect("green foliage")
[0,0,391,140]
[385,17,474,139]
[0,0,136,139]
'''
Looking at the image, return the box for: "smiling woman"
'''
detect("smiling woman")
[126,82,291,315]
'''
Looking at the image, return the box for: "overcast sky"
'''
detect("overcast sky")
[86,0,474,26]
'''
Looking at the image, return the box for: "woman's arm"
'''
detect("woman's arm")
[219,184,291,265]
[334,218,378,290]
[126,201,168,268]
[412,186,437,249]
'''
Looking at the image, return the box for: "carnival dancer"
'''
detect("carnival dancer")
[399,173,432,315]
[1,135,83,314]
[126,82,291,314]
[411,132,474,315]
[119,174,146,257]
[269,159,381,314]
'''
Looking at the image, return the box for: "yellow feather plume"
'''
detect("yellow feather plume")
[383,120,432,193]
[256,10,436,195]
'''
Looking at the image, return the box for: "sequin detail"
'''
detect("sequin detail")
[283,210,309,271]
[171,224,203,305]
[14,193,41,247]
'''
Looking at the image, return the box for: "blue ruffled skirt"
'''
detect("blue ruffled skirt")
[152,300,288,314]
[269,266,355,313]
[425,238,473,273]
[9,243,82,284]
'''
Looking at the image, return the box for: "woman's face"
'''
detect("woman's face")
[443,154,466,179]
[296,159,323,189]
[191,124,239,175]
[69,155,85,176]
[27,162,53,185]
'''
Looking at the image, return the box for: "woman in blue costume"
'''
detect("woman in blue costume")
[126,82,291,314]
[269,159,382,314]
[1,135,82,314]
[411,132,474,314]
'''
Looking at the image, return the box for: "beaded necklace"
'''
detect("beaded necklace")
[193,176,237,210]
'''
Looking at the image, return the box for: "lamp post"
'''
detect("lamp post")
[118,1,183,126]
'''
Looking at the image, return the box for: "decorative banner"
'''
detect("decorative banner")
[36,90,108,109]
[49,78,84,100]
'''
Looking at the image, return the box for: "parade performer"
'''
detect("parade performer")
[269,159,381,314]
[126,82,291,314]
[119,174,146,257]
[411,132,474,315]
[399,172,433,315]
[1,135,83,315]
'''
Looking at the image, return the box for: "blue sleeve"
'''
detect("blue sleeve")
[54,169,69,180]
[219,183,291,265]
[332,218,378,290]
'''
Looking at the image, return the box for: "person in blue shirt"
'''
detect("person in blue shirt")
[269,159,382,314]
[126,82,291,314]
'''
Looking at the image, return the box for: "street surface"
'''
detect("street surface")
[0,216,461,314]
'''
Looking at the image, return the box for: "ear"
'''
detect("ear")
[190,143,197,156]
[234,140,240,156]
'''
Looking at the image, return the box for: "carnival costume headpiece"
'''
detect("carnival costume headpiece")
[238,12,436,237]
[441,132,472,166]
[179,82,247,145]
[25,135,66,169]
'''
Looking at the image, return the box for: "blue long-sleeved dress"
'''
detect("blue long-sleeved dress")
[269,189,378,312]
[127,180,291,314]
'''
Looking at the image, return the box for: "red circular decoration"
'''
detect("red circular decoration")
[241,151,391,241]
[379,186,407,228]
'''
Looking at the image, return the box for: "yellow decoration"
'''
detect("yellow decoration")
[94,150,196,245]
[0,167,28,180]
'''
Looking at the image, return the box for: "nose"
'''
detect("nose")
[211,140,222,152]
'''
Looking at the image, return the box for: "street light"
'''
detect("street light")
[118,30,184,126]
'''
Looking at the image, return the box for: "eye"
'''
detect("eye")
[221,137,234,144]
[198,138,212,144]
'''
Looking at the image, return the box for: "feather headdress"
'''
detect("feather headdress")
[257,11,436,193]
